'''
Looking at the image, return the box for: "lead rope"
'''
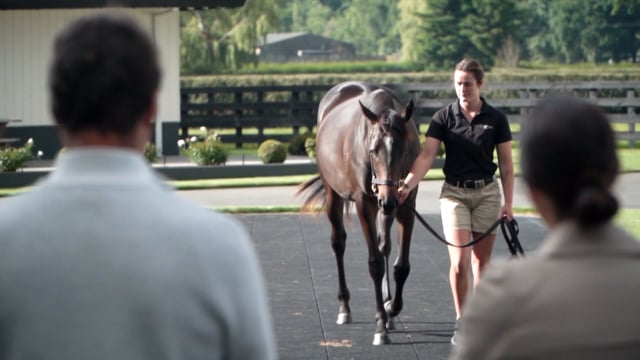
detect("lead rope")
[404,205,525,257]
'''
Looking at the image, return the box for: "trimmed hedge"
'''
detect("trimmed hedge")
[181,63,640,88]
[258,139,287,164]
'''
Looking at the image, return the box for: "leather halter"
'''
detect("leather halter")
[369,153,404,194]
[368,121,406,194]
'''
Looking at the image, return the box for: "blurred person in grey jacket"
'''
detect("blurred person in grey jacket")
[450,95,640,360]
[0,12,276,360]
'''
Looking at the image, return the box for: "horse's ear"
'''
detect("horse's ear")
[359,100,378,122]
[403,99,414,123]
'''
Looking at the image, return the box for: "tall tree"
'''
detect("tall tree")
[180,0,284,74]
[459,0,523,67]
[280,0,333,35]
[530,0,640,63]
[602,0,640,62]
[330,0,401,56]
[399,0,523,70]
[398,0,430,63]
[416,0,472,69]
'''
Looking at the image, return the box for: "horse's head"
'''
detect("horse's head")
[359,97,414,215]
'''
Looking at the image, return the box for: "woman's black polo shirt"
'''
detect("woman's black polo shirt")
[426,98,511,182]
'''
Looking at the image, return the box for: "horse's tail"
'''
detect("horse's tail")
[296,175,326,212]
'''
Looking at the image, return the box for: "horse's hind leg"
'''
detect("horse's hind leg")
[326,189,351,324]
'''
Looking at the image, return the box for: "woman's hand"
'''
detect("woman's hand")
[398,182,411,204]
[500,203,513,220]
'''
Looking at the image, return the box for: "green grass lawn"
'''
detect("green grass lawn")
[615,209,640,238]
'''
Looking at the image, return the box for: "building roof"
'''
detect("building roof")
[265,32,308,45]
[0,0,245,10]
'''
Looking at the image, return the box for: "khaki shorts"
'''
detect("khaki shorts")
[439,181,502,234]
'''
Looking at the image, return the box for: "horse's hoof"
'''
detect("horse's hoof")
[386,317,395,331]
[336,313,352,325]
[372,332,391,346]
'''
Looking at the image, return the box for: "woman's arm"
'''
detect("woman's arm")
[399,136,441,203]
[496,141,514,219]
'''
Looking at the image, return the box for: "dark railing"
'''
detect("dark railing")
[180,85,330,147]
[180,81,640,147]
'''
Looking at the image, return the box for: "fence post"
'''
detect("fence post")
[257,91,265,144]
[291,89,300,136]
[234,91,243,149]
[628,89,637,148]
[305,89,315,133]
[180,89,189,139]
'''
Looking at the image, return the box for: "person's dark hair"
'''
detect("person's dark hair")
[49,13,161,135]
[454,59,484,84]
[521,95,619,227]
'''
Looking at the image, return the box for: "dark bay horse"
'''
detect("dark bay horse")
[297,81,421,345]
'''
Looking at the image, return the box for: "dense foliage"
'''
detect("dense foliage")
[179,132,229,166]
[288,132,315,156]
[257,139,287,164]
[181,0,640,73]
[0,139,37,172]
[143,142,159,163]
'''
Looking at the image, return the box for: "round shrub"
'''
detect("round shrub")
[288,132,315,155]
[258,139,287,164]
[179,133,228,166]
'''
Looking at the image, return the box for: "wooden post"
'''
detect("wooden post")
[207,89,215,122]
[180,89,189,139]
[234,91,243,149]
[257,91,265,144]
[628,89,637,148]
[291,90,300,136]
[305,90,314,133]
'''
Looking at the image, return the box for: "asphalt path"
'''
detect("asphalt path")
[175,174,640,359]
[233,212,546,359]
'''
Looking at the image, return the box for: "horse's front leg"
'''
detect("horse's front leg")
[377,210,395,330]
[326,189,351,325]
[356,198,390,345]
[386,193,416,318]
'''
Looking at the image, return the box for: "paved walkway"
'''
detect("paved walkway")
[176,179,548,359]
[232,213,545,359]
[175,174,640,359]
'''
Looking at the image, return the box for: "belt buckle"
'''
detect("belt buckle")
[462,179,474,188]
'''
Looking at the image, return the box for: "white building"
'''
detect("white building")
[0,0,243,158]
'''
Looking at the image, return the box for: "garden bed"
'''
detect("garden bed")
[0,156,319,188]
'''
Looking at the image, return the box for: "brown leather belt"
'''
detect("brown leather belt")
[446,177,494,189]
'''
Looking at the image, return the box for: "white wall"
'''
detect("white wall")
[0,8,180,152]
